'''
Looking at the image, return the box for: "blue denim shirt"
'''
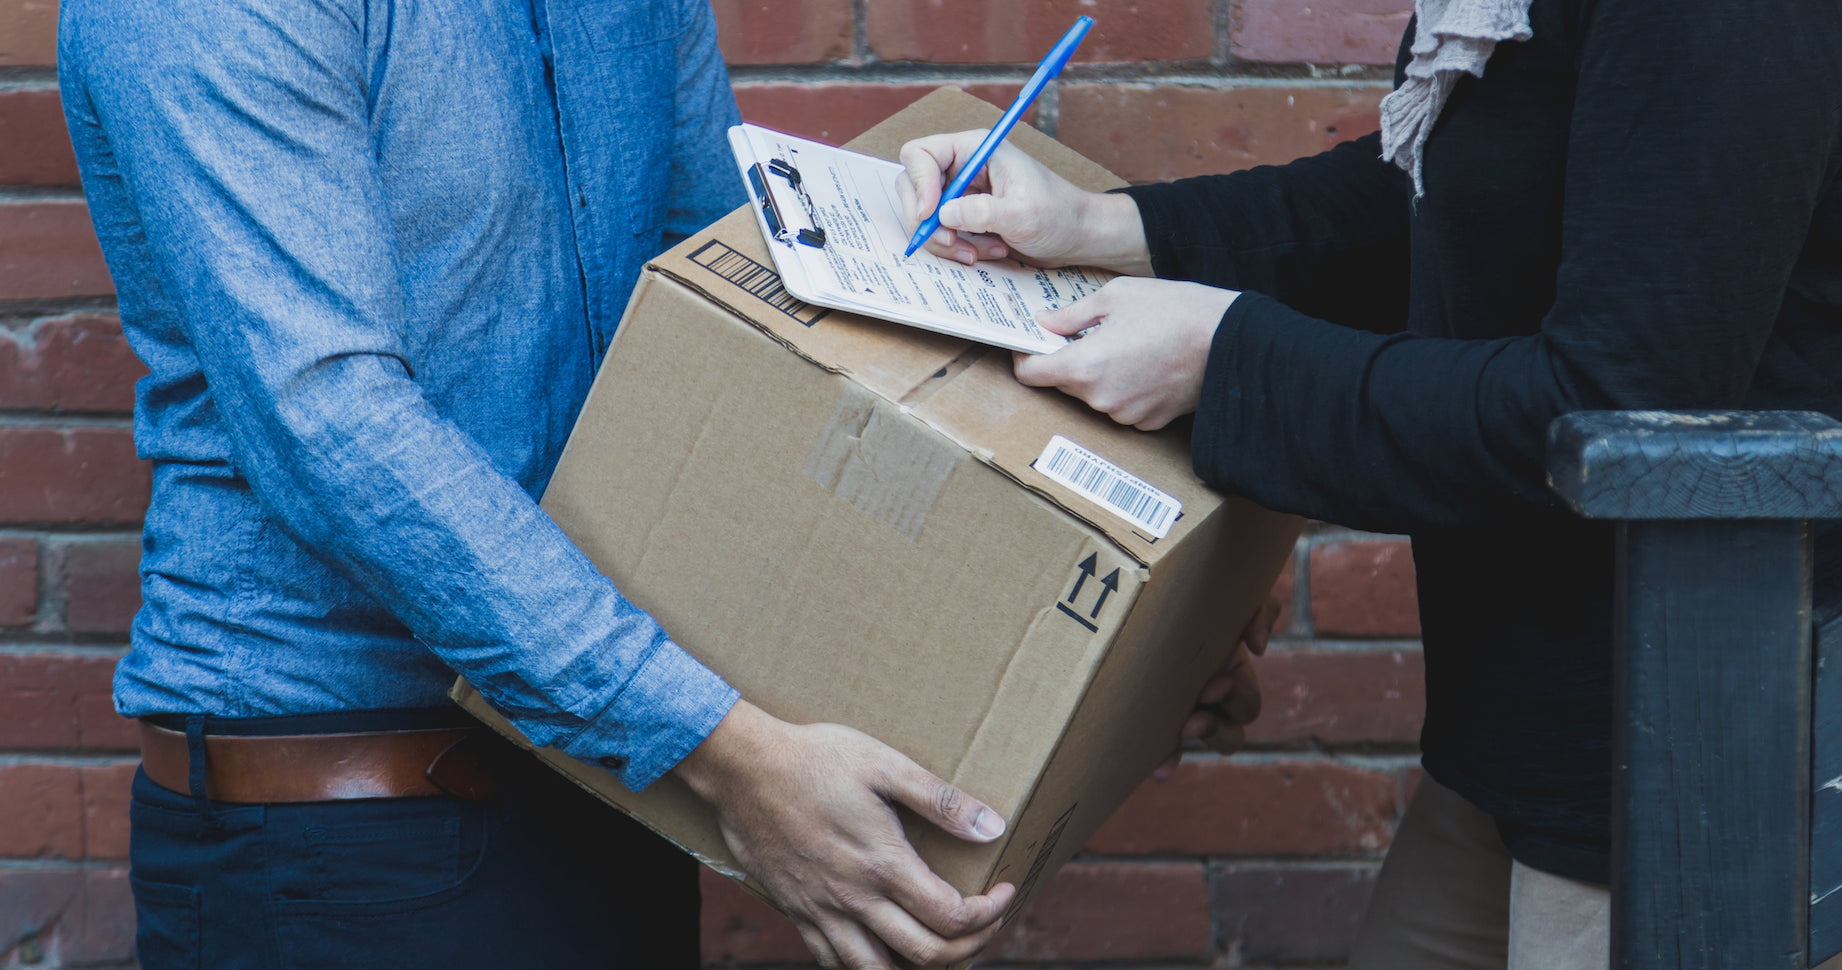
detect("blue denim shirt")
[58,0,744,790]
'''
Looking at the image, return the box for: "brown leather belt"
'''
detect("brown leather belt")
[139,720,503,804]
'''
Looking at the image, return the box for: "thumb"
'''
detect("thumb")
[1012,343,1072,388]
[1036,290,1106,337]
[881,756,1007,843]
[898,146,949,222]
[940,194,1001,235]
[895,168,924,227]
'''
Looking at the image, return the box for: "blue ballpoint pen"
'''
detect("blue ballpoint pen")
[901,15,1094,258]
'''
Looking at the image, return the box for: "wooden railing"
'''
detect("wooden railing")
[1548,411,1842,969]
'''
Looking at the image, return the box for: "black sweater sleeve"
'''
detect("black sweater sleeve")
[1188,0,1842,535]
[1122,132,1413,335]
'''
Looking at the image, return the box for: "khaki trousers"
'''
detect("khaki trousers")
[1349,777,1607,970]
[1350,778,1842,970]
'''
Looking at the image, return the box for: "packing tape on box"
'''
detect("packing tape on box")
[804,384,960,542]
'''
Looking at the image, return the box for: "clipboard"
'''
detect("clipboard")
[728,123,1113,356]
[747,157,827,250]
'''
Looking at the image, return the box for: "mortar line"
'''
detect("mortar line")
[0,642,132,657]
[0,186,87,202]
[850,0,869,65]
[0,413,134,428]
[727,65,1393,87]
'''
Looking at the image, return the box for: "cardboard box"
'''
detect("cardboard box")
[453,87,1300,943]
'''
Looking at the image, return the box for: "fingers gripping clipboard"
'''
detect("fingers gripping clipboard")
[728,123,1113,356]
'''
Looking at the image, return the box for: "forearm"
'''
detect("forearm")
[1192,295,1564,533]
[226,353,738,788]
[1123,133,1411,333]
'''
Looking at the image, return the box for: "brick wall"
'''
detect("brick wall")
[2,0,148,959]
[0,0,1415,966]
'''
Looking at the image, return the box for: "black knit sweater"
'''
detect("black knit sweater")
[1122,0,1842,881]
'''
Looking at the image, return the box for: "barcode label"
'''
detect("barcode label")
[688,240,830,327]
[1033,435,1180,539]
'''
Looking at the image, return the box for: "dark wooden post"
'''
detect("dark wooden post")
[1548,411,1842,969]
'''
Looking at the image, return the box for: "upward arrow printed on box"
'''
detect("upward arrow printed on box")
[1057,553,1120,632]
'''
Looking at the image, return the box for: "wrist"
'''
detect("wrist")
[1084,191,1154,278]
[673,698,775,803]
[1196,288,1237,354]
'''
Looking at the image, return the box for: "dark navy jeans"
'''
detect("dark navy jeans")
[128,730,700,969]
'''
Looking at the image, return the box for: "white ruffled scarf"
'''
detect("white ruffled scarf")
[1379,0,1534,195]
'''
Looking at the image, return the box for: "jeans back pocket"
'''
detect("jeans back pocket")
[130,876,200,970]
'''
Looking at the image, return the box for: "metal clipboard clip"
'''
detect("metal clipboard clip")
[748,156,827,249]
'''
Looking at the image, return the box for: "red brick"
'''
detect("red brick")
[1244,648,1424,745]
[1400,762,1425,811]
[1309,537,1420,637]
[988,862,1209,962]
[0,865,135,966]
[1085,757,1397,856]
[0,762,84,857]
[1213,862,1378,964]
[1232,0,1413,66]
[713,0,851,65]
[0,867,81,957]
[59,537,142,635]
[735,82,1030,148]
[867,0,1212,64]
[0,427,149,525]
[65,866,136,965]
[0,537,37,626]
[1058,83,1386,183]
[0,651,127,750]
[699,870,806,964]
[0,201,113,301]
[0,0,58,67]
[77,684,136,748]
[0,87,79,186]
[0,314,145,413]
[1269,550,1297,637]
[80,760,135,858]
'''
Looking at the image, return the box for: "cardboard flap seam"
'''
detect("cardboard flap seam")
[949,621,1040,796]
[904,410,1154,568]
[896,345,989,409]
[951,554,1138,846]
[652,264,846,377]
[971,456,1154,568]
[972,582,1143,900]
[649,264,1157,561]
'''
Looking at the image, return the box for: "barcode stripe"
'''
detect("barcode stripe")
[687,240,830,327]
[1034,436,1179,539]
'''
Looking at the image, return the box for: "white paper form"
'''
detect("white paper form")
[729,124,1114,355]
